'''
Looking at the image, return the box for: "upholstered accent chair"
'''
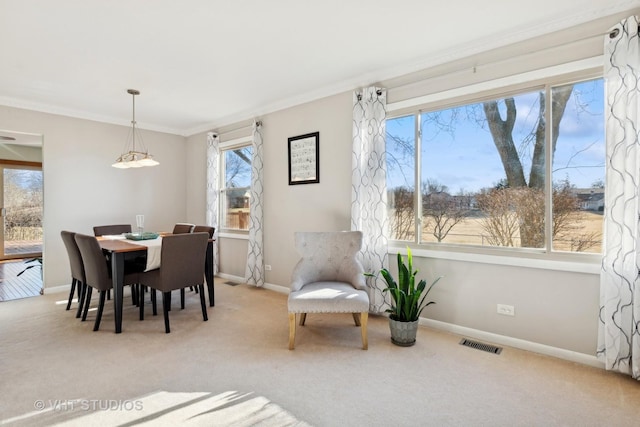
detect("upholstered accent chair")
[288,231,369,350]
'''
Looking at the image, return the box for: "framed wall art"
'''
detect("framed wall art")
[288,131,319,185]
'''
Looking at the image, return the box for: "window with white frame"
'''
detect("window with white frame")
[386,76,605,254]
[220,143,253,231]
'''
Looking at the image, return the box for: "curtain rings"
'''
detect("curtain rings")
[609,28,620,39]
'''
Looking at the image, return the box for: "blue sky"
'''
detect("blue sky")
[386,78,605,193]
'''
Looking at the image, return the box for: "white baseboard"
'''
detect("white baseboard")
[216,273,290,294]
[420,317,603,369]
[263,282,289,294]
[42,284,70,295]
[215,272,244,283]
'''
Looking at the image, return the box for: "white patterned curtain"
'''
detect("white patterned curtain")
[206,132,220,274]
[598,16,640,379]
[245,120,265,287]
[351,87,389,313]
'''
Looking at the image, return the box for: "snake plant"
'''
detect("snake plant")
[370,248,440,322]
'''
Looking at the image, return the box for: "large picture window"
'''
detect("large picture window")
[387,77,604,254]
[220,144,253,231]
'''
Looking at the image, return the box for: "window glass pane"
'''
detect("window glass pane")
[420,90,545,248]
[3,168,43,255]
[386,115,416,241]
[224,147,253,187]
[222,146,253,231]
[551,79,604,253]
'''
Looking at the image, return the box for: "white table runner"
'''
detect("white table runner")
[126,237,163,271]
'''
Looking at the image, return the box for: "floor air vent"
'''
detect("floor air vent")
[459,338,502,354]
[224,281,240,286]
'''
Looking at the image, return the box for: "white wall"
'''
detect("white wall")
[0,106,188,288]
[185,132,207,226]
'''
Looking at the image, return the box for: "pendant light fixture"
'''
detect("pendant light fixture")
[112,89,159,169]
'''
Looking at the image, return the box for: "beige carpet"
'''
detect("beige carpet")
[0,281,639,426]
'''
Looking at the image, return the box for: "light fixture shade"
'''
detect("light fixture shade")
[113,89,159,169]
[138,155,159,167]
[112,160,129,169]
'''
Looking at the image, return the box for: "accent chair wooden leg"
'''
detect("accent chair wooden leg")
[360,312,368,350]
[352,313,361,326]
[288,313,296,350]
[299,312,307,326]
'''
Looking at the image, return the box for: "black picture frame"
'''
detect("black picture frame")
[288,132,319,185]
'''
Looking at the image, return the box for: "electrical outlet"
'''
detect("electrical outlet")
[265,264,272,271]
[497,304,515,316]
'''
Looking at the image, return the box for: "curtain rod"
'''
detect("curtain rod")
[388,28,613,95]
[211,120,262,137]
[471,25,631,73]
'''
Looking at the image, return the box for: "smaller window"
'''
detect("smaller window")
[220,145,253,231]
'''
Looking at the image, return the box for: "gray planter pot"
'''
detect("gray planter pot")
[389,318,419,346]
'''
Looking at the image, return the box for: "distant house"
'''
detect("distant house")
[574,188,605,211]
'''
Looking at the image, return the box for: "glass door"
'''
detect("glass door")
[0,165,43,260]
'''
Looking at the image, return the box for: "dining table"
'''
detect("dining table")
[98,234,215,333]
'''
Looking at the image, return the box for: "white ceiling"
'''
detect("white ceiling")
[0,0,638,137]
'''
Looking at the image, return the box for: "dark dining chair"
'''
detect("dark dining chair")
[74,233,139,331]
[192,225,215,238]
[92,223,143,304]
[93,224,132,236]
[60,230,86,316]
[172,223,195,234]
[186,225,215,294]
[137,232,209,333]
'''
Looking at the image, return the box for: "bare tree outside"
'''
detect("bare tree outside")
[386,119,416,241]
[386,78,604,252]
[422,180,469,242]
[3,168,43,246]
[222,146,253,230]
[389,186,415,241]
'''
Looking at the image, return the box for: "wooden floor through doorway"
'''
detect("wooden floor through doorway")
[0,259,42,302]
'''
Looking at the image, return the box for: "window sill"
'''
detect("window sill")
[219,231,249,240]
[388,243,601,275]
